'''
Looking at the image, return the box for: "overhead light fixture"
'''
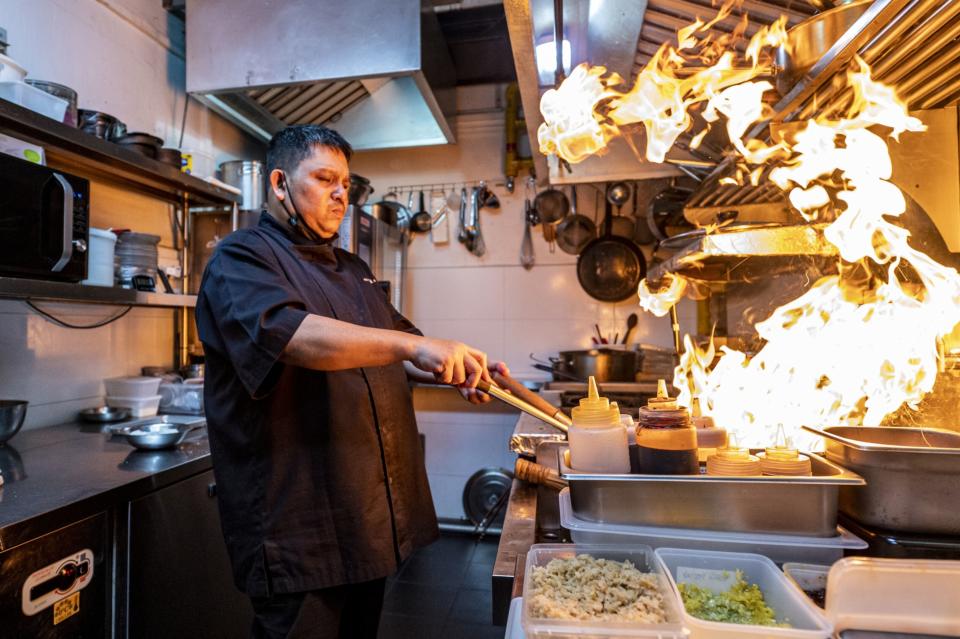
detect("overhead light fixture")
[535,38,571,86]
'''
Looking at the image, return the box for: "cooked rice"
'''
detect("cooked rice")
[527,554,667,623]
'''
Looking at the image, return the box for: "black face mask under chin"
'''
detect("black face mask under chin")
[278,172,323,242]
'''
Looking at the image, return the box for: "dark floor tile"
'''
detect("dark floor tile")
[470,539,500,567]
[418,534,478,564]
[449,587,494,625]
[382,583,458,619]
[441,620,506,639]
[462,561,494,590]
[378,613,445,639]
[396,552,469,587]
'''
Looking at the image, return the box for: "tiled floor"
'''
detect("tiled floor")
[379,533,505,639]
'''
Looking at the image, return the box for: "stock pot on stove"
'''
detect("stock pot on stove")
[534,348,642,383]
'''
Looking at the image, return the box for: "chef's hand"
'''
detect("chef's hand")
[460,362,511,405]
[410,337,489,387]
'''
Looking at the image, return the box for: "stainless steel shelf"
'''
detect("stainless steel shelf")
[0,277,196,308]
[648,224,838,283]
[0,98,241,207]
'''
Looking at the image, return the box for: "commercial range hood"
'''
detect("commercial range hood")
[186,0,456,150]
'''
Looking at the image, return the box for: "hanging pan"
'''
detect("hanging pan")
[556,185,595,255]
[577,198,647,302]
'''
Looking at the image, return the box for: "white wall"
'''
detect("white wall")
[0,0,263,430]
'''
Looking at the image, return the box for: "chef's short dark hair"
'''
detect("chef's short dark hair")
[267,125,353,175]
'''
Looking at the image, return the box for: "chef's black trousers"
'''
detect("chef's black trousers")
[250,577,386,639]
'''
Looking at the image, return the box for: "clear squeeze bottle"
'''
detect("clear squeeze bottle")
[567,376,630,473]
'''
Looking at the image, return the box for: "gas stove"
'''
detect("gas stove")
[541,381,660,412]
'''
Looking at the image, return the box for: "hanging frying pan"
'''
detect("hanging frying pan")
[577,198,647,302]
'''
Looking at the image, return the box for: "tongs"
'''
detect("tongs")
[477,372,571,435]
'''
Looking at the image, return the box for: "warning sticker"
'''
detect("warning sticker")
[53,592,80,625]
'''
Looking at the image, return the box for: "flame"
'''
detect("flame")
[639,273,689,317]
[538,1,789,164]
[671,60,960,449]
[537,2,960,449]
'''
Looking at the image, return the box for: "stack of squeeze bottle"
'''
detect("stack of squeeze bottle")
[706,434,762,476]
[635,380,699,474]
[567,376,630,474]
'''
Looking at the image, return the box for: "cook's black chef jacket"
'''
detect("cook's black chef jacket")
[195,212,438,597]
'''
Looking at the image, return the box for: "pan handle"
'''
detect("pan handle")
[477,379,568,434]
[493,371,572,427]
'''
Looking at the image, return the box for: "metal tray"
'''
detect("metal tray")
[805,426,960,536]
[558,445,864,537]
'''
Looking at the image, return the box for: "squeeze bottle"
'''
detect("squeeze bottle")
[567,376,630,473]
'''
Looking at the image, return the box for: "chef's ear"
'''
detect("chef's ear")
[269,169,287,201]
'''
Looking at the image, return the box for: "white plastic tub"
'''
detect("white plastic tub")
[158,382,203,415]
[104,376,162,398]
[105,394,161,418]
[826,557,960,636]
[0,81,67,121]
[0,53,26,82]
[522,544,687,638]
[558,489,866,565]
[656,548,833,639]
[82,228,117,287]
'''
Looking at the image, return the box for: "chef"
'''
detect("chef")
[196,125,505,639]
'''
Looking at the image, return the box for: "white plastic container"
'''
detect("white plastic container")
[655,548,833,639]
[159,382,204,415]
[82,228,117,287]
[826,557,960,636]
[0,81,67,121]
[0,53,27,82]
[558,489,866,565]
[522,544,687,639]
[104,376,162,398]
[106,394,162,418]
[505,598,525,639]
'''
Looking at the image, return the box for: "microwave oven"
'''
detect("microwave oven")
[0,153,89,282]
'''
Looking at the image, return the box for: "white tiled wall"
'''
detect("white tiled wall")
[352,86,696,518]
[0,301,174,430]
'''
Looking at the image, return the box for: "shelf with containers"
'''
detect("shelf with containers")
[0,96,241,366]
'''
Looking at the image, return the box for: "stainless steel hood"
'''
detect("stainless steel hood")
[186,0,456,150]
[504,0,816,185]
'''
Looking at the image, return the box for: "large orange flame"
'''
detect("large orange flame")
[539,5,960,449]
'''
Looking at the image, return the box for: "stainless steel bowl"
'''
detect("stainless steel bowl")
[121,422,193,450]
[79,406,131,423]
[0,400,28,445]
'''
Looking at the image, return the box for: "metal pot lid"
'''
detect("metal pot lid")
[462,467,513,526]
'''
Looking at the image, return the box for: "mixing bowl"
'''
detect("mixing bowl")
[0,400,28,445]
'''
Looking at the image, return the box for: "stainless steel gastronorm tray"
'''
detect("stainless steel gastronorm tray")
[558,446,864,537]
[805,426,960,536]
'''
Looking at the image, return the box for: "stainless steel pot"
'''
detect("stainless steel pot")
[553,348,641,382]
[219,160,265,212]
[775,0,872,95]
[805,426,960,535]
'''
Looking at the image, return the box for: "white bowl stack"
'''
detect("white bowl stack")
[104,376,162,417]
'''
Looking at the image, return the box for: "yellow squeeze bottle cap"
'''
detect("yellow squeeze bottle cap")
[571,376,621,427]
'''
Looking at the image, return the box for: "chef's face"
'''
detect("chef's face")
[270,144,350,239]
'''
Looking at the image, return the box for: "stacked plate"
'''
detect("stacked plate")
[114,232,160,289]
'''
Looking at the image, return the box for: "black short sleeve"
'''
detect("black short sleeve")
[197,235,308,398]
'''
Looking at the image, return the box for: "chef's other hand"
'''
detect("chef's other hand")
[411,337,489,387]
[460,361,511,405]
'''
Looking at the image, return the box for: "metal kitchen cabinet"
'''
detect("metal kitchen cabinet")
[127,469,252,638]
